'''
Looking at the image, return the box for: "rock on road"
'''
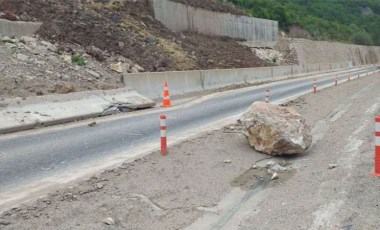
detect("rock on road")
[0,70,379,230]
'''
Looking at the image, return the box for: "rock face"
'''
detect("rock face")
[239,102,312,156]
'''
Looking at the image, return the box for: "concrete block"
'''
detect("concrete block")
[0,19,42,37]
[165,71,203,96]
[123,71,203,99]
[244,67,272,84]
[291,65,305,76]
[305,63,321,73]
[272,66,292,80]
[201,69,245,90]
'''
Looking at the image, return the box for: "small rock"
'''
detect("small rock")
[110,62,130,73]
[86,70,101,79]
[328,164,338,169]
[20,36,37,44]
[102,217,115,225]
[118,41,124,48]
[1,36,12,43]
[252,164,258,169]
[88,122,97,127]
[271,164,288,172]
[5,42,17,49]
[0,219,11,226]
[62,55,72,63]
[266,160,276,168]
[55,82,74,94]
[96,183,104,189]
[41,41,57,52]
[271,172,279,180]
[130,67,139,73]
[146,37,156,45]
[224,159,232,164]
[16,53,28,62]
[134,64,144,72]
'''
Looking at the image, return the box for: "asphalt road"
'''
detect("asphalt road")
[0,67,377,196]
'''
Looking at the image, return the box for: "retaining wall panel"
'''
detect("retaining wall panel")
[244,67,272,83]
[272,66,292,80]
[291,65,305,76]
[202,69,244,90]
[0,19,42,37]
[305,63,321,73]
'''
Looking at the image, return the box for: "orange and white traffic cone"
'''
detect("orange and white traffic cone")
[161,81,172,107]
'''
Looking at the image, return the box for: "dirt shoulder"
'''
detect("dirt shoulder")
[1,74,379,229]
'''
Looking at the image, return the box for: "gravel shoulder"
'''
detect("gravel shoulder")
[0,74,379,229]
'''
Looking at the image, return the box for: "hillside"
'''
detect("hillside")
[0,0,270,73]
[0,0,280,98]
[227,0,380,46]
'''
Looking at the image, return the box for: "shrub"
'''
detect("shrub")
[71,55,86,66]
[350,31,373,46]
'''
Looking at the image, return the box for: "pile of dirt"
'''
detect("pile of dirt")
[171,0,247,16]
[0,0,268,73]
[0,35,123,99]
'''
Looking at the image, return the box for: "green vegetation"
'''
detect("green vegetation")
[222,0,380,45]
[71,55,86,66]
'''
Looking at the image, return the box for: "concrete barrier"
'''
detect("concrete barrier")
[272,66,292,80]
[291,65,305,77]
[123,71,203,99]
[244,67,273,84]
[305,63,321,73]
[0,19,42,37]
[123,62,354,99]
[201,69,245,90]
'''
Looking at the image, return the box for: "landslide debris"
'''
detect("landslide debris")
[0,0,270,73]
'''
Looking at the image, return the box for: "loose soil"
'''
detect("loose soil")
[0,0,269,72]
[1,74,379,229]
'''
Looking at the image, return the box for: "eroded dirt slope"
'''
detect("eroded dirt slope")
[0,0,269,72]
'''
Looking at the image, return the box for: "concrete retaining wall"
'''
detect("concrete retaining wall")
[0,19,42,37]
[293,38,380,65]
[124,62,352,99]
[150,0,278,47]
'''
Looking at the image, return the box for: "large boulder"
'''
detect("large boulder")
[239,101,312,156]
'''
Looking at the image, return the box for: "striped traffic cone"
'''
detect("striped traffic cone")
[161,81,172,107]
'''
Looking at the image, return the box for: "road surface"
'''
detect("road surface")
[0,67,377,207]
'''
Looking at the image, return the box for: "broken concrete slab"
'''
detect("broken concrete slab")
[0,88,155,134]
